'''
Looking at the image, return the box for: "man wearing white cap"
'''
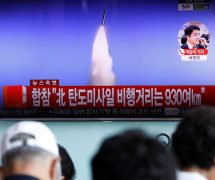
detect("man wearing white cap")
[0,121,61,180]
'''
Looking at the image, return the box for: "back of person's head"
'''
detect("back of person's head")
[184,25,200,36]
[0,121,61,180]
[172,106,215,170]
[58,144,76,180]
[92,129,176,180]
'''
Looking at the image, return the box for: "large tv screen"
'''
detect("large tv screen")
[0,0,214,120]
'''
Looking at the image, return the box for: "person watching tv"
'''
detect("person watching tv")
[92,129,176,180]
[0,121,61,180]
[172,106,215,180]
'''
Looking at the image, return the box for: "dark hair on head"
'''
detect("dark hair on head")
[92,129,176,180]
[172,106,215,169]
[58,144,76,180]
[184,25,200,36]
[181,34,187,44]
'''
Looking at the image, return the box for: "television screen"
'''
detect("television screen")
[0,0,214,120]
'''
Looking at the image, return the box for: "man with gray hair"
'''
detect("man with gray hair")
[0,121,61,180]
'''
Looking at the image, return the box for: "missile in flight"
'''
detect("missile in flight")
[102,8,106,25]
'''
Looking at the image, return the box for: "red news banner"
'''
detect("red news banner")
[181,49,208,56]
[3,84,215,109]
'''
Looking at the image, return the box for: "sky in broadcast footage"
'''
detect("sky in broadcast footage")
[0,0,215,105]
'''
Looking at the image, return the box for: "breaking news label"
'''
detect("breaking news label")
[1,80,215,119]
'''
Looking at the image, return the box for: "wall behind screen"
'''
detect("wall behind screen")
[0,121,178,180]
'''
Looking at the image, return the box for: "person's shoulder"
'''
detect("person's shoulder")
[181,43,188,49]
[177,171,207,180]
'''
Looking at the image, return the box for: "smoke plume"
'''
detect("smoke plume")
[90,25,115,85]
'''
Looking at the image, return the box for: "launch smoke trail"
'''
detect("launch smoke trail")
[90,25,115,85]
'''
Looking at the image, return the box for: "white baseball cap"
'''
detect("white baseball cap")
[0,121,61,180]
